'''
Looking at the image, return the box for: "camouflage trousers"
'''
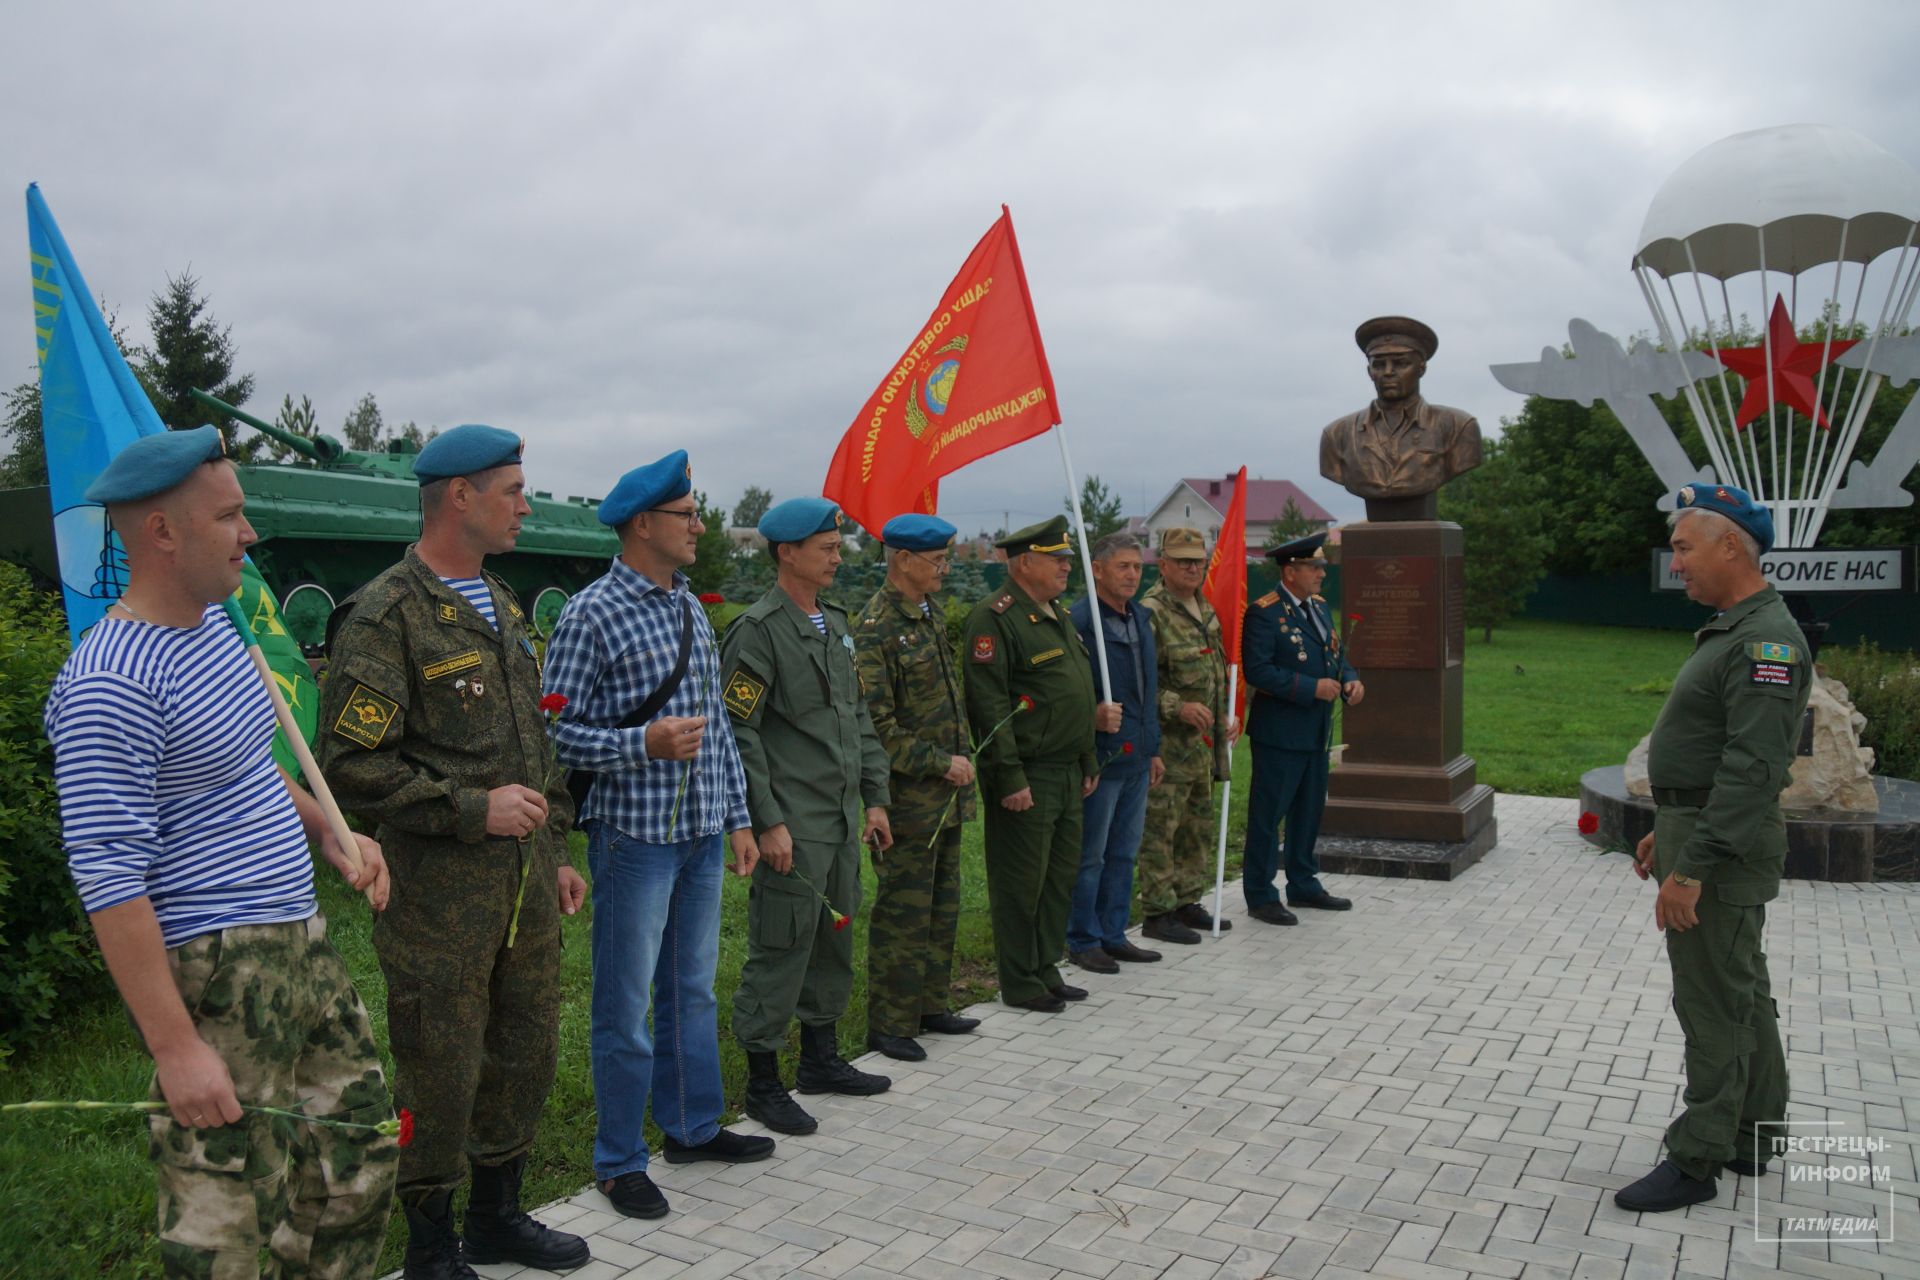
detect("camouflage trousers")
[866,818,964,1037]
[1137,771,1216,915]
[374,834,563,1201]
[148,914,397,1280]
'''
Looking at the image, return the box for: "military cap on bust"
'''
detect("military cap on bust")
[994,514,1074,557]
[881,513,957,552]
[1354,315,1438,360]
[1673,482,1774,555]
[1267,531,1329,564]
[758,496,843,545]
[412,424,525,483]
[85,425,226,504]
[1158,526,1209,561]
[599,449,692,527]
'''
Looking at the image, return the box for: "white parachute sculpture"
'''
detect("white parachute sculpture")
[1496,123,1920,550]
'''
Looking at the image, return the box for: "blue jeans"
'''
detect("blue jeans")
[586,824,724,1181]
[1069,765,1150,952]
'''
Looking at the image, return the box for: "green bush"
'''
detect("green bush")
[0,565,102,1064]
[1822,640,1920,783]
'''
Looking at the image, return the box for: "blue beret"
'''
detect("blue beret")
[881,513,957,552]
[1267,531,1328,564]
[413,424,524,483]
[759,497,843,545]
[1673,483,1774,555]
[599,450,692,527]
[85,426,226,504]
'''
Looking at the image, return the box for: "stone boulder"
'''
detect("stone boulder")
[1621,670,1878,813]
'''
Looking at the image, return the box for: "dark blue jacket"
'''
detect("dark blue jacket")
[1070,594,1160,774]
[1244,588,1356,752]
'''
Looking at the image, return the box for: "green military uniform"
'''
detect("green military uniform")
[964,523,1098,1006]
[316,548,574,1201]
[1646,583,1809,1182]
[723,586,891,1052]
[854,581,976,1038]
[1137,579,1230,915]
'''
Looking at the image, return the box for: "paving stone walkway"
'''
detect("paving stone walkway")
[464,794,1920,1279]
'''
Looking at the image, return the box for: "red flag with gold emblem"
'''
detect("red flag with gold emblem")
[823,206,1060,533]
[1203,466,1249,725]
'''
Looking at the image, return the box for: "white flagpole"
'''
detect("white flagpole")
[1052,424,1112,700]
[1209,664,1238,939]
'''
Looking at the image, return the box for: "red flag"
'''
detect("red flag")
[1202,466,1249,725]
[824,207,1060,534]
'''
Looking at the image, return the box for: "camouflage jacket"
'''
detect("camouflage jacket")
[316,547,574,866]
[1139,581,1229,780]
[853,582,975,833]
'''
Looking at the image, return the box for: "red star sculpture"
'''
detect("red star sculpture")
[1713,295,1857,430]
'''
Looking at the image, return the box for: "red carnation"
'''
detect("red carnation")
[1578,812,1600,835]
[1347,614,1364,624]
[397,1108,414,1147]
[699,592,725,605]
[538,693,569,715]
[1201,735,1214,748]
[831,911,850,932]
[1017,695,1036,712]
[1122,743,1134,755]
[1198,648,1213,655]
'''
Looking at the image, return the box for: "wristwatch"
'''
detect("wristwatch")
[1670,872,1702,888]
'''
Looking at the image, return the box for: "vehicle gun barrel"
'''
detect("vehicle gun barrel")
[191,388,346,463]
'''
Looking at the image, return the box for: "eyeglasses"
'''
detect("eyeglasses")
[646,507,701,524]
[908,551,952,571]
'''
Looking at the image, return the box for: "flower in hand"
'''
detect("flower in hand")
[539,692,569,716]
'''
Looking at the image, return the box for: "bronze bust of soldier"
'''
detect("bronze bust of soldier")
[1319,316,1483,521]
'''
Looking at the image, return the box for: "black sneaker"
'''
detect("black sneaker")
[661,1127,776,1164]
[1613,1160,1718,1213]
[599,1171,669,1219]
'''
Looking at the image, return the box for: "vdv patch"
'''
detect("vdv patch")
[334,684,399,748]
[971,635,996,663]
[1748,641,1798,664]
[1750,661,1793,687]
[437,603,459,623]
[422,650,483,682]
[723,670,767,720]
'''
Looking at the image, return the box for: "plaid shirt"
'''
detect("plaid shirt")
[542,559,749,842]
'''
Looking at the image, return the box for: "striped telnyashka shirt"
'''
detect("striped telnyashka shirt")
[440,575,497,629]
[44,605,315,949]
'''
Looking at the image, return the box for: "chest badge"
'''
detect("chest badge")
[438,603,458,623]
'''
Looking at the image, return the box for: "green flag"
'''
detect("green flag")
[233,560,318,776]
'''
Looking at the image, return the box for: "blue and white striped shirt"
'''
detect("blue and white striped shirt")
[440,576,497,629]
[44,606,316,948]
[543,560,750,843]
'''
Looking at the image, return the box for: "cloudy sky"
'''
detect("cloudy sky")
[4,1,1917,532]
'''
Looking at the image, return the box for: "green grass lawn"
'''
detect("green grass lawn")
[0,617,1691,1277]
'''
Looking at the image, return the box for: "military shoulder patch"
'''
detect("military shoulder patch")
[334,684,399,749]
[1750,660,1794,687]
[1253,591,1280,609]
[989,594,1014,614]
[971,634,996,663]
[1748,641,1799,664]
[723,669,767,720]
[438,603,459,622]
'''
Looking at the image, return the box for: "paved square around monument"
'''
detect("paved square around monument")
[449,795,1920,1279]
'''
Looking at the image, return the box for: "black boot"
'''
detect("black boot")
[462,1154,592,1271]
[403,1189,478,1280]
[795,1022,892,1096]
[745,1050,819,1135]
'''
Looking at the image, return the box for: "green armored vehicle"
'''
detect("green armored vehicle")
[0,390,618,650]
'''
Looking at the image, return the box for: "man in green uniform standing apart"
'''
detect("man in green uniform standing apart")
[318,425,590,1279]
[965,516,1115,1013]
[723,497,894,1135]
[1137,526,1234,945]
[854,513,982,1062]
[1614,484,1809,1214]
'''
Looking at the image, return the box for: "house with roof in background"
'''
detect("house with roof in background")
[1139,474,1336,559]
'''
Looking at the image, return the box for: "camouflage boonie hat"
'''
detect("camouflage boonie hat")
[1158,526,1209,561]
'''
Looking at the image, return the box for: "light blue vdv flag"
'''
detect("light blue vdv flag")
[28,183,167,641]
